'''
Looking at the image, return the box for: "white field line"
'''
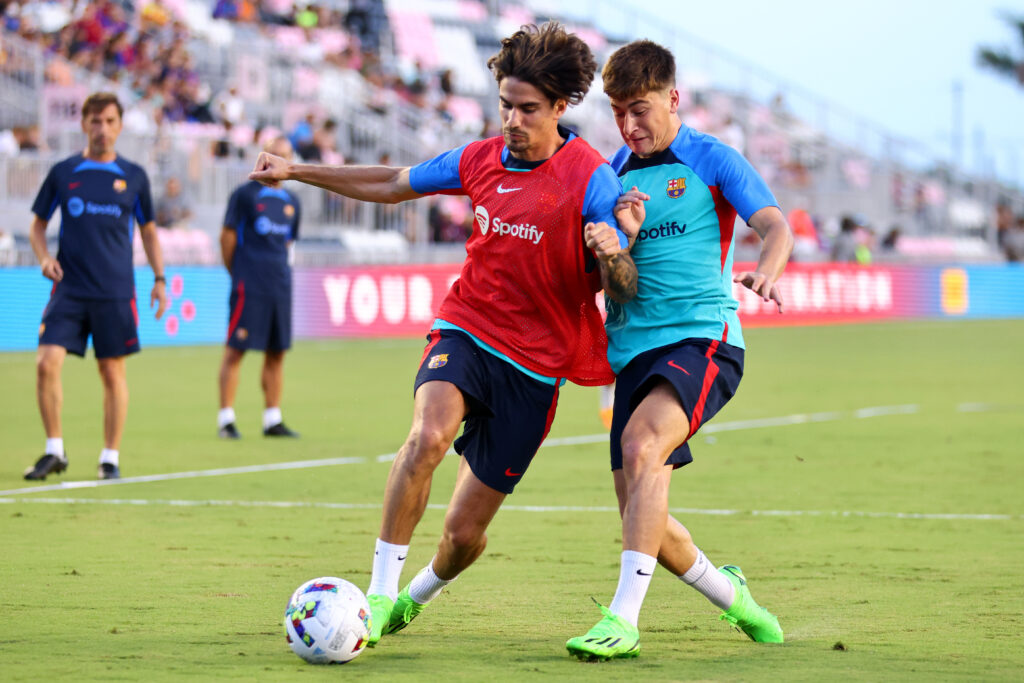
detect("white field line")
[0,496,1017,521]
[0,404,921,498]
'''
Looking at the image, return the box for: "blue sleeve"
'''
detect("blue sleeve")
[31,165,59,221]
[408,144,469,194]
[291,194,301,241]
[223,186,246,230]
[712,146,778,223]
[581,163,628,248]
[134,168,155,225]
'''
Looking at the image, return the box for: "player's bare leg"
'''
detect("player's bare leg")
[604,380,782,643]
[380,380,467,545]
[619,382,689,558]
[25,344,69,480]
[218,346,244,410]
[386,457,505,636]
[367,379,467,644]
[96,356,128,479]
[613,470,697,574]
[261,350,284,409]
[217,347,244,438]
[433,458,505,579]
[36,344,66,440]
[97,356,128,450]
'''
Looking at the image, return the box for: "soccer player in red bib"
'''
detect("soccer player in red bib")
[250,23,637,646]
[24,92,167,482]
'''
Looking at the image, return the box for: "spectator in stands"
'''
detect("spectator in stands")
[213,85,246,127]
[155,177,193,228]
[880,226,901,252]
[831,215,860,263]
[288,112,316,158]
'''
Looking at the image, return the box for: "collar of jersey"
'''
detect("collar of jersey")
[72,157,125,176]
[256,185,292,201]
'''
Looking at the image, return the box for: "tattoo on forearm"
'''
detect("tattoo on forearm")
[601,252,637,303]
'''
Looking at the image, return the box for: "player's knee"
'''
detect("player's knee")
[404,424,453,462]
[620,428,664,475]
[36,353,61,380]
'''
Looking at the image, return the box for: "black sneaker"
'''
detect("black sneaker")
[98,463,121,480]
[24,453,68,481]
[263,422,299,438]
[218,422,241,439]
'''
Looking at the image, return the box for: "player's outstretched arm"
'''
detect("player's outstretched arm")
[138,221,168,320]
[29,215,63,282]
[586,221,637,303]
[249,154,421,205]
[733,206,794,312]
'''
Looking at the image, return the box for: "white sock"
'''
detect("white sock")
[367,538,409,601]
[99,448,119,466]
[608,550,657,626]
[680,549,735,610]
[45,438,65,459]
[407,559,454,604]
[262,407,283,430]
[218,407,236,428]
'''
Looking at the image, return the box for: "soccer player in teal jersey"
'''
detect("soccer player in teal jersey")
[567,41,794,661]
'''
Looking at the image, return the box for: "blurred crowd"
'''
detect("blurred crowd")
[2,1,1022,255]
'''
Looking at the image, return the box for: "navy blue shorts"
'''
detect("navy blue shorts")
[226,281,292,352]
[39,288,140,359]
[414,329,560,495]
[610,338,744,471]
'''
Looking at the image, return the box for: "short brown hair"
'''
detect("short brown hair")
[487,23,596,106]
[602,40,676,101]
[81,92,124,120]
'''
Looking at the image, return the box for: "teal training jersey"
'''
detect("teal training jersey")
[605,125,778,373]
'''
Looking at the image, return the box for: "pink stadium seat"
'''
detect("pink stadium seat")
[388,10,439,69]
[456,0,487,22]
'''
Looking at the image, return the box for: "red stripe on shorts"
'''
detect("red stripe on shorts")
[130,297,139,326]
[539,381,561,443]
[419,329,442,365]
[227,281,245,340]
[686,324,728,441]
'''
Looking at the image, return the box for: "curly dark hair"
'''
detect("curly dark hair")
[602,40,676,101]
[487,23,597,106]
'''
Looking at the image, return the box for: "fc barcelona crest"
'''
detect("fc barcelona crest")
[284,205,295,217]
[113,179,127,193]
[666,177,686,199]
[428,353,449,369]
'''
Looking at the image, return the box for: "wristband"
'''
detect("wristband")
[154,275,166,283]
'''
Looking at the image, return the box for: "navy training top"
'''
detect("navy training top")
[32,153,155,299]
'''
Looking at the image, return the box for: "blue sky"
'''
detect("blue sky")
[553,0,1024,188]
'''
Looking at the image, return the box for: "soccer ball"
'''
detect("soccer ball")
[283,577,372,664]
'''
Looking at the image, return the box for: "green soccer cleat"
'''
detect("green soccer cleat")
[366,593,394,646]
[385,585,427,635]
[719,565,784,643]
[566,602,641,661]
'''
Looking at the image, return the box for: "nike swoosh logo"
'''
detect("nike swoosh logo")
[667,360,690,375]
[504,467,523,477]
[636,569,653,576]
[496,184,522,194]
[397,555,407,561]
[69,182,82,189]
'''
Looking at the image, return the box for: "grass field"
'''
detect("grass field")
[1,319,1022,681]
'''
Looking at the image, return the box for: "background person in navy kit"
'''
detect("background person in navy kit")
[25,92,168,482]
[216,137,301,439]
